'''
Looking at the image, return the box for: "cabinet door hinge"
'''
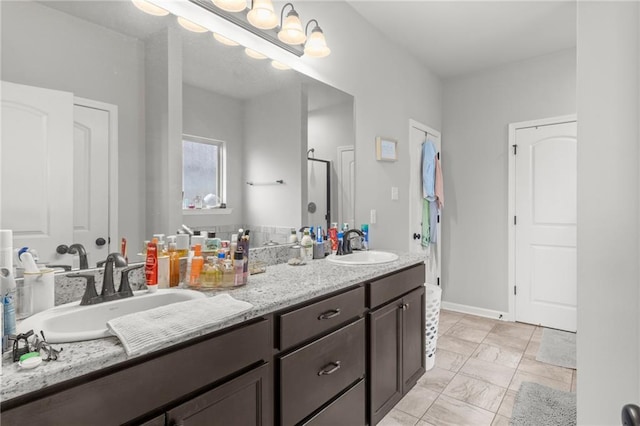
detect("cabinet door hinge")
[514,286,517,295]
[512,144,518,155]
[514,216,517,225]
[437,277,440,287]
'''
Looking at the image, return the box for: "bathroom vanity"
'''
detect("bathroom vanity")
[0,254,426,426]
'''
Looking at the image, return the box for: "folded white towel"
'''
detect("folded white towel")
[107,293,254,356]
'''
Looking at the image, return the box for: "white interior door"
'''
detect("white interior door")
[337,146,355,228]
[409,120,441,287]
[513,119,577,331]
[72,103,111,267]
[1,81,74,264]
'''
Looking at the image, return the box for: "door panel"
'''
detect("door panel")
[72,104,110,267]
[1,81,74,264]
[515,121,577,331]
[409,123,441,287]
[368,301,402,425]
[402,286,426,391]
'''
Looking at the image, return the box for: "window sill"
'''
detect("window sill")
[182,208,233,216]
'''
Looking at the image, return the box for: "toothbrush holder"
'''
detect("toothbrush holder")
[24,268,55,314]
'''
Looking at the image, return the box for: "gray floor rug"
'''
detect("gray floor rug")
[536,328,576,369]
[511,382,576,426]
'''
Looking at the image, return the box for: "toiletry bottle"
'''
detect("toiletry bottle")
[337,231,344,255]
[230,234,238,257]
[189,244,204,287]
[2,293,15,353]
[300,228,314,261]
[168,242,180,287]
[176,234,189,257]
[313,226,325,259]
[361,224,369,250]
[240,230,250,284]
[157,251,169,289]
[233,250,244,286]
[145,241,158,292]
[0,230,13,272]
[329,225,338,254]
[288,228,298,243]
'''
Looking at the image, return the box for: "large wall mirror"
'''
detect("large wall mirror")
[0,0,355,270]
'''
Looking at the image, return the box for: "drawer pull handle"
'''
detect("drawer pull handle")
[318,361,341,376]
[400,303,409,311]
[318,309,341,320]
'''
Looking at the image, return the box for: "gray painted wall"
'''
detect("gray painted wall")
[308,100,354,226]
[441,49,576,312]
[1,1,146,259]
[577,2,639,423]
[243,86,304,228]
[293,2,443,250]
[182,83,245,229]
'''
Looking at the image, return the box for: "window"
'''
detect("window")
[182,135,225,209]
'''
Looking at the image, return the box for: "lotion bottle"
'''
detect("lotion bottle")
[189,244,204,287]
[168,242,180,287]
[300,228,313,261]
[145,241,158,292]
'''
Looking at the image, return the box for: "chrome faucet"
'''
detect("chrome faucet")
[73,253,132,305]
[342,229,365,255]
[68,243,89,270]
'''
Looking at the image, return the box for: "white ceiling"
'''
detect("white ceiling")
[347,1,577,78]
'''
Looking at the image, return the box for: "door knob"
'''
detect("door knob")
[413,233,421,240]
[56,245,69,255]
[95,237,106,247]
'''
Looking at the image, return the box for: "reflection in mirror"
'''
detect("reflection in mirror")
[0,0,355,269]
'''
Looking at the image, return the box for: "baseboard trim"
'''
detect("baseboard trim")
[441,301,511,321]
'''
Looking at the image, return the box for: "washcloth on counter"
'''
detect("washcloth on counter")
[107,293,253,356]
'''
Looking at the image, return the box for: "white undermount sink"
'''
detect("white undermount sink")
[17,288,206,343]
[326,250,399,265]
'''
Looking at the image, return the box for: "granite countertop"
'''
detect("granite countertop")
[1,252,425,403]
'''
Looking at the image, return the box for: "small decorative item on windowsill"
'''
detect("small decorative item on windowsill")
[375,136,397,162]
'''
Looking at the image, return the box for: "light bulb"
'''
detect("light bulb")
[245,48,267,60]
[211,0,247,13]
[271,60,291,70]
[131,0,169,16]
[247,0,278,30]
[213,33,239,46]
[278,10,306,45]
[177,16,208,33]
[304,27,330,58]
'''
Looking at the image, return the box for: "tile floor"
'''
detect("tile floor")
[378,310,577,426]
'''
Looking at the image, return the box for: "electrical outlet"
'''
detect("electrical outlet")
[391,187,399,200]
[370,209,377,224]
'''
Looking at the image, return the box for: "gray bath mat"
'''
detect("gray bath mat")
[511,382,576,426]
[536,328,576,369]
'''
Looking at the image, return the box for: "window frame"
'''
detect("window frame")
[182,134,226,210]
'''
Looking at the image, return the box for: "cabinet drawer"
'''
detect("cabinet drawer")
[278,286,365,350]
[368,264,425,309]
[302,379,365,426]
[280,318,365,426]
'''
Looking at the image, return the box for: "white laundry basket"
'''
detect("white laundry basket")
[425,284,442,371]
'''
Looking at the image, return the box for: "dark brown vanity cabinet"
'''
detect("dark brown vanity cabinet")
[368,265,426,425]
[1,319,273,426]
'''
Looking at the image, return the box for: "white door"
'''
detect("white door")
[1,82,114,268]
[409,120,441,287]
[1,81,74,265]
[72,103,111,267]
[513,119,577,331]
[337,146,355,228]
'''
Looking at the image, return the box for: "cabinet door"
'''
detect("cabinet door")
[402,286,426,392]
[368,300,402,425]
[166,363,272,426]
